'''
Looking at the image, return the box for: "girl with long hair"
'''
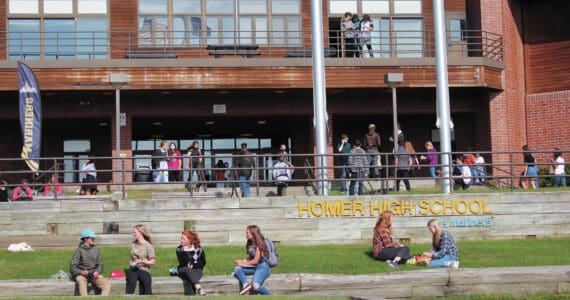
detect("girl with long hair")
[422,219,459,268]
[126,224,156,295]
[176,230,207,296]
[233,225,271,295]
[372,211,410,268]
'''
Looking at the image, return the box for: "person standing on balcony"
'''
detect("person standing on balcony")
[352,14,362,57]
[341,12,357,57]
[337,134,352,192]
[167,141,182,182]
[360,14,374,57]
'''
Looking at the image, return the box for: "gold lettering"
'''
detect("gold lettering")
[298,201,310,217]
[391,200,401,215]
[431,199,442,215]
[482,199,493,214]
[455,199,468,214]
[369,200,382,216]
[325,201,341,217]
[469,199,482,214]
[443,200,454,215]
[353,200,365,217]
[418,199,430,215]
[312,201,324,217]
[341,201,352,216]
[401,200,414,216]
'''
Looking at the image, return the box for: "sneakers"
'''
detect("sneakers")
[240,283,252,295]
[386,260,399,268]
[198,288,207,296]
[446,261,459,269]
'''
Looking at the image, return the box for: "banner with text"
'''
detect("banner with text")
[18,62,42,172]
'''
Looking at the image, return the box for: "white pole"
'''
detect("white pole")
[310,0,328,195]
[433,0,452,194]
[115,88,121,185]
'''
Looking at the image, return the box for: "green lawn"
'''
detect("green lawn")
[0,238,569,280]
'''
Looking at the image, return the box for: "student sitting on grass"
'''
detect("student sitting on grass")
[422,219,459,269]
[372,210,411,268]
[70,229,111,296]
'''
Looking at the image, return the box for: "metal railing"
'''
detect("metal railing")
[0,149,566,200]
[4,29,502,61]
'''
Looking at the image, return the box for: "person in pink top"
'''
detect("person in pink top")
[168,142,182,182]
[43,174,64,197]
[13,178,33,201]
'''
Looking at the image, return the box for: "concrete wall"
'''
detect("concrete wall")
[1,192,569,248]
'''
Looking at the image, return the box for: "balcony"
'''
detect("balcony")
[3,29,503,61]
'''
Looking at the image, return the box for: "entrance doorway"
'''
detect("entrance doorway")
[63,140,91,183]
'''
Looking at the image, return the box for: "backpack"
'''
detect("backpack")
[264,238,279,268]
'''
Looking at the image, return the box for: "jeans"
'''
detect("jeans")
[233,261,271,295]
[239,175,251,197]
[349,171,363,195]
[429,254,457,268]
[553,174,567,187]
[340,164,349,191]
[472,168,486,183]
[153,171,167,183]
[429,166,437,178]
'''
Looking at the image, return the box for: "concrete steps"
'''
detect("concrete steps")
[1,266,569,298]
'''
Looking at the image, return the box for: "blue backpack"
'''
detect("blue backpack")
[264,238,279,268]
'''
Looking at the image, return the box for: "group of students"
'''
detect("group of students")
[70,224,274,296]
[373,211,459,269]
[340,12,375,58]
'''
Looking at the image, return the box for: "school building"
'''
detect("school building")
[0,0,568,184]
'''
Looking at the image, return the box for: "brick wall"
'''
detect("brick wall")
[526,90,570,163]
[478,0,527,177]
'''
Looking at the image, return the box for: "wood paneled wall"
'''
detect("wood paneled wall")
[523,0,570,94]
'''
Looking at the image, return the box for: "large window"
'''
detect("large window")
[138,0,301,47]
[7,0,108,60]
[330,0,423,58]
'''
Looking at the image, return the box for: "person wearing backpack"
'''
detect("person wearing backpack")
[233,225,272,295]
[272,155,293,196]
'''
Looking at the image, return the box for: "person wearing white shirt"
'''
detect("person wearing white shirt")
[551,149,567,187]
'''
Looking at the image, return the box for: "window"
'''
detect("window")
[330,0,421,14]
[393,18,423,57]
[139,0,302,46]
[7,0,108,60]
[449,18,466,42]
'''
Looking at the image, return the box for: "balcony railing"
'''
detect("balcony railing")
[4,29,503,61]
[0,149,565,200]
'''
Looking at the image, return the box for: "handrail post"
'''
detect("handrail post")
[510,151,514,192]
[121,157,126,200]
[189,162,193,198]
[255,153,260,197]
[53,157,58,201]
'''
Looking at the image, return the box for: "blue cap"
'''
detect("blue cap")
[79,229,97,240]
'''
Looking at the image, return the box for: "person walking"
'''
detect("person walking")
[394,141,412,191]
[421,141,439,178]
[272,155,293,196]
[551,148,567,187]
[348,140,370,195]
[234,143,255,198]
[168,141,182,182]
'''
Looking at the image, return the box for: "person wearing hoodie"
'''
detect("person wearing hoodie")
[70,229,111,296]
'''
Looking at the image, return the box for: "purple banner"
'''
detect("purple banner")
[18,62,42,172]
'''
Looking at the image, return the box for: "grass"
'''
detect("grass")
[0,238,569,280]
